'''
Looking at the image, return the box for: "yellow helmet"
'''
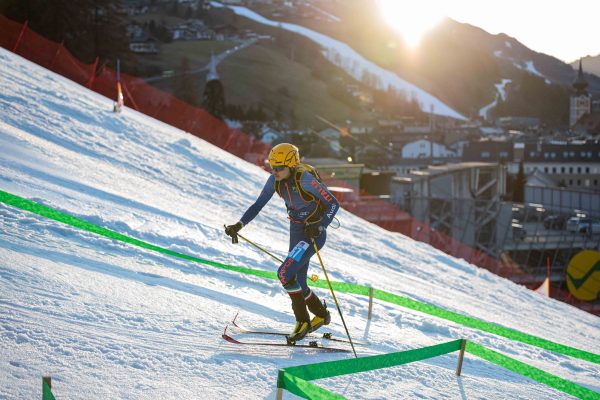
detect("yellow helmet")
[268,143,299,168]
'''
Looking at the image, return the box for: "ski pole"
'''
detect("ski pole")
[229,228,320,282]
[312,239,358,358]
[236,230,283,263]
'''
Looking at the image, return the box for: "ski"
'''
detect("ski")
[230,313,369,346]
[222,328,352,353]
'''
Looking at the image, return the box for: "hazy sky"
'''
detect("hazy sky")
[377,1,600,63]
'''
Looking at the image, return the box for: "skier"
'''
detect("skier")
[225,143,339,342]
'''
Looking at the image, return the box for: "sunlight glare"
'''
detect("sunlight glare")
[377,0,446,48]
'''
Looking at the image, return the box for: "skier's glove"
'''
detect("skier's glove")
[304,223,324,239]
[225,222,243,244]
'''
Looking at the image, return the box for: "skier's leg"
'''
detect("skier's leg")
[279,231,316,341]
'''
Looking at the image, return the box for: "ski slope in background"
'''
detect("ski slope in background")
[211,2,467,121]
[0,48,598,399]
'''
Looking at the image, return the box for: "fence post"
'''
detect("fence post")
[367,286,374,320]
[456,339,467,376]
[42,376,55,400]
[86,56,99,88]
[12,20,28,52]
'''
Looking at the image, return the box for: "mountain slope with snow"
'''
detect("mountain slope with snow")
[211,2,466,121]
[1,48,599,399]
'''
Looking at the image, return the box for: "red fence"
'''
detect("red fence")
[0,15,270,163]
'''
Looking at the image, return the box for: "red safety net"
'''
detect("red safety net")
[1,15,270,164]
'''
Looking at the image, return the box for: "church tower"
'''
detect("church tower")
[569,59,591,127]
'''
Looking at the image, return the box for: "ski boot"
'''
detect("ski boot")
[306,292,331,333]
[287,290,311,343]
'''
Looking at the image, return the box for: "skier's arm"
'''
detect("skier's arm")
[239,175,276,226]
[300,173,339,228]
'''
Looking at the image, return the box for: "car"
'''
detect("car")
[575,219,600,235]
[543,215,565,230]
[566,217,583,232]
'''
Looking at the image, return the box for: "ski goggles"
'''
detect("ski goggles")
[271,166,287,172]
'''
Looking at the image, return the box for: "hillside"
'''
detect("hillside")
[1,48,599,399]
[137,38,369,127]
[213,1,600,126]
[571,54,600,78]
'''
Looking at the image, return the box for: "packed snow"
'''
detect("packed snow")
[479,79,511,119]
[210,2,466,121]
[1,49,599,399]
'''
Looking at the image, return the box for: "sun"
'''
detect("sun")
[377,0,446,48]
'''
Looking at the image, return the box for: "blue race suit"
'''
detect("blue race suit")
[240,171,339,297]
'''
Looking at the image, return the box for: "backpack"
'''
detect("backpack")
[274,163,324,203]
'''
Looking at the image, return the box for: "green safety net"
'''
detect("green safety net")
[42,379,56,400]
[466,342,600,400]
[1,190,599,369]
[277,340,463,399]
[278,340,599,400]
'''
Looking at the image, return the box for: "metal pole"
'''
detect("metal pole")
[312,239,358,358]
[367,287,374,320]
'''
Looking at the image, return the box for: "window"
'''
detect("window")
[561,167,565,173]
[594,179,598,186]
[569,179,573,185]
[551,152,556,158]
[552,167,557,173]
[570,152,575,157]
[577,179,581,185]
[481,151,490,158]
[578,167,582,173]
[569,167,574,173]
[544,152,549,159]
[563,151,569,157]
[586,167,590,173]
[500,151,508,158]
[544,167,549,173]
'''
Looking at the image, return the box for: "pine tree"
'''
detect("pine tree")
[2,0,131,65]
[175,57,200,106]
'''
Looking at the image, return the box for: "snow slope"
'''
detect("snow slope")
[1,48,599,399]
[211,2,466,121]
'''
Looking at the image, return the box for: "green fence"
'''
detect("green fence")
[276,339,600,400]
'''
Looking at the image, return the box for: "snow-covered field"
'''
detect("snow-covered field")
[1,48,599,399]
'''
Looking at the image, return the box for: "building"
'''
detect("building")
[570,60,592,127]
[390,162,507,254]
[401,139,456,159]
[129,35,160,54]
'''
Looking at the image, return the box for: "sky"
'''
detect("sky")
[377,0,600,63]
[2,48,600,398]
